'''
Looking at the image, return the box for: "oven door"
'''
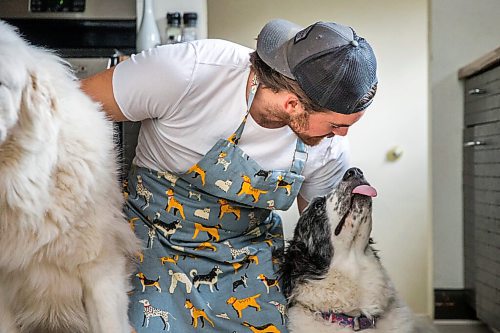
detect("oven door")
[66,57,111,79]
[67,57,140,180]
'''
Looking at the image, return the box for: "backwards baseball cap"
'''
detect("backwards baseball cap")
[256,19,378,114]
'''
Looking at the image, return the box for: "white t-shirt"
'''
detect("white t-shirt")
[112,39,350,203]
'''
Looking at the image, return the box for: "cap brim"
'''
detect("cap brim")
[256,19,302,79]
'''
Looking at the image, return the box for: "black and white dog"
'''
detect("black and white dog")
[281,168,433,332]
[190,265,223,293]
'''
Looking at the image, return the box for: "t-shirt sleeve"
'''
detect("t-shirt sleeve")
[112,43,196,121]
[299,136,351,203]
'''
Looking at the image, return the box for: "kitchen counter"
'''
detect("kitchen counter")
[458,46,500,79]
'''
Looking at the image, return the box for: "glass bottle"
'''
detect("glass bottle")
[136,0,161,52]
[164,12,182,44]
[181,12,198,42]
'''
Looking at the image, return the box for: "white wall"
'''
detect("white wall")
[136,0,207,43]
[431,0,500,289]
[207,0,431,316]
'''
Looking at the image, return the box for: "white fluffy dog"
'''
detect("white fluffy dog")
[0,22,139,333]
[281,168,434,333]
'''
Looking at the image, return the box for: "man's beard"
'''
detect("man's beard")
[283,108,329,146]
[295,134,327,146]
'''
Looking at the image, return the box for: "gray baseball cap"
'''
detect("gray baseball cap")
[256,19,378,114]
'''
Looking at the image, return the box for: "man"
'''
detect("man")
[82,18,377,332]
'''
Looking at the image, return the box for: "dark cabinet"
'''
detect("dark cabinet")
[461,59,500,330]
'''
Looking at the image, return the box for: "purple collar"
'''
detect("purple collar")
[320,311,377,331]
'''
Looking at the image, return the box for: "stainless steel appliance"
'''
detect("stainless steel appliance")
[0,0,141,179]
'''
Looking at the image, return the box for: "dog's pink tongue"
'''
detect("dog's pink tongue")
[352,185,377,197]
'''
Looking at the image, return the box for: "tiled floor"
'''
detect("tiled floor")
[435,321,493,333]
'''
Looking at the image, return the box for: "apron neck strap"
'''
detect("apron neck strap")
[234,74,259,138]
[290,138,308,174]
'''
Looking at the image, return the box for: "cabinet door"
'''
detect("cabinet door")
[464,66,500,127]
[463,126,476,310]
[463,121,500,329]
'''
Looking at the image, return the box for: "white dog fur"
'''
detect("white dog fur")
[281,168,436,333]
[0,22,140,333]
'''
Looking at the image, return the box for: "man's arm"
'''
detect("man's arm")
[80,67,128,122]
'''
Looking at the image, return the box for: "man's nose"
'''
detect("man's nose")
[332,127,349,136]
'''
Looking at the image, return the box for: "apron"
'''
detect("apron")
[125,78,307,332]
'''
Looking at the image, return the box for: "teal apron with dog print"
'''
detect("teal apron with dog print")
[125,78,307,332]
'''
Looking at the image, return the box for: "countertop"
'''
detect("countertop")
[458,46,500,79]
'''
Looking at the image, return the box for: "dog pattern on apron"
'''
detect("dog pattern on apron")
[125,79,307,332]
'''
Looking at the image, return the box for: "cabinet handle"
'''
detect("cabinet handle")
[464,141,485,147]
[468,88,487,95]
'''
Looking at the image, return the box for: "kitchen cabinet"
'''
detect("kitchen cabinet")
[460,47,500,330]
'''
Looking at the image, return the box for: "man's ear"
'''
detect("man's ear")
[284,94,309,131]
[283,93,300,113]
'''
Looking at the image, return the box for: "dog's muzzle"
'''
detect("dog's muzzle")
[334,168,377,236]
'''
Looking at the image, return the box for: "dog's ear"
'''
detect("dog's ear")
[293,197,333,260]
[279,196,333,300]
[18,71,58,141]
[27,71,58,111]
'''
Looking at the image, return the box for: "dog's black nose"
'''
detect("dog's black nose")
[343,167,364,181]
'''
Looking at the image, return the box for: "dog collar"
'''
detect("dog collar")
[319,311,377,331]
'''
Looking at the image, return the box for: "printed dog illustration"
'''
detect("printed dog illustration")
[152,212,182,240]
[165,188,186,220]
[274,175,293,196]
[241,254,259,268]
[190,265,223,292]
[232,273,249,292]
[215,179,233,192]
[134,175,154,209]
[267,199,276,210]
[257,274,281,294]
[223,240,252,259]
[136,272,162,293]
[247,211,261,231]
[194,207,211,220]
[139,299,175,331]
[185,299,215,328]
[192,223,222,242]
[160,255,179,265]
[195,242,217,252]
[269,301,287,325]
[168,270,192,294]
[227,133,240,145]
[216,151,231,171]
[237,175,268,202]
[128,216,141,232]
[254,169,272,180]
[226,294,261,318]
[241,321,281,333]
[146,225,157,249]
[218,198,241,220]
[0,22,139,333]
[189,190,202,201]
[156,171,179,186]
[187,163,206,186]
[157,170,179,187]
